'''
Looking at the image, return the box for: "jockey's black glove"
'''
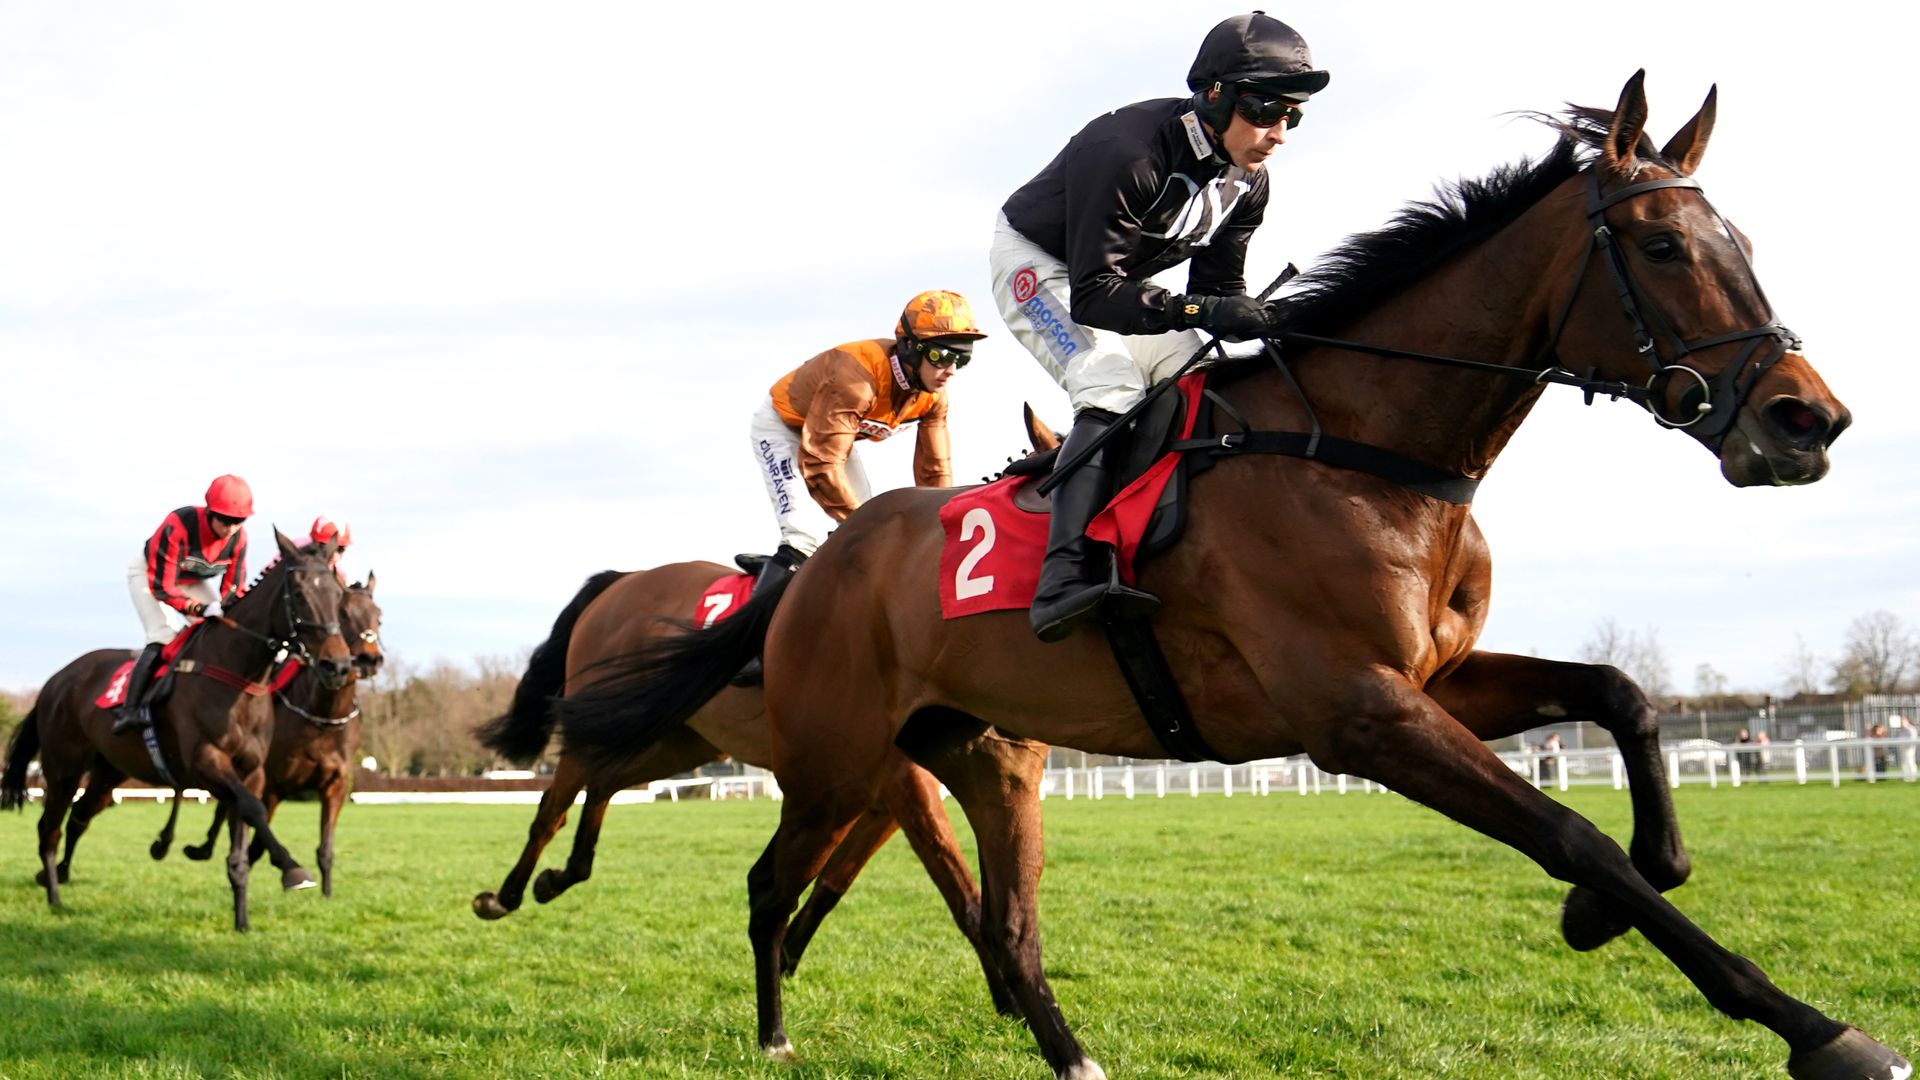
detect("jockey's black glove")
[1170,293,1272,342]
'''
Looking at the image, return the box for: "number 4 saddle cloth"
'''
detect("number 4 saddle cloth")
[937,374,1208,620]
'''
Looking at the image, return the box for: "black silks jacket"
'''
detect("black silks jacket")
[1002,97,1268,335]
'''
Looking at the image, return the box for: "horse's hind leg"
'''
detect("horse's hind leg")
[474,754,588,919]
[33,773,82,905]
[1427,650,1687,950]
[746,769,878,1061]
[1318,672,1906,1078]
[873,754,1021,1019]
[57,762,126,882]
[535,729,715,906]
[902,716,1100,1080]
[183,803,225,861]
[780,804,898,977]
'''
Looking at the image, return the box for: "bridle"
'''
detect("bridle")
[1534,167,1800,445]
[213,563,343,671]
[1276,163,1800,451]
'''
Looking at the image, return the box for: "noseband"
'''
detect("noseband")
[1541,169,1801,446]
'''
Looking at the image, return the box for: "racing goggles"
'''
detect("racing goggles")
[1233,89,1304,130]
[919,342,971,370]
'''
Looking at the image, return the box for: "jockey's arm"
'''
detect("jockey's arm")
[912,393,953,488]
[145,517,197,614]
[220,528,248,603]
[797,376,875,522]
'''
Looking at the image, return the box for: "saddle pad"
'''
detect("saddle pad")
[96,659,142,709]
[937,479,1050,619]
[695,573,756,628]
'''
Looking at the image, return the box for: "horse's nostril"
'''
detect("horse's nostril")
[1764,398,1830,447]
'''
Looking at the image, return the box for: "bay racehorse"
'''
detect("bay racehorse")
[470,559,1022,1011]
[154,576,384,898]
[553,76,1906,1079]
[1,532,352,931]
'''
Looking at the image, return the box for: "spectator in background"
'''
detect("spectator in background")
[1541,732,1563,785]
[1869,722,1891,778]
[1735,728,1756,776]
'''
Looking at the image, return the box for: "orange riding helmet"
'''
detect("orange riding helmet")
[897,290,989,343]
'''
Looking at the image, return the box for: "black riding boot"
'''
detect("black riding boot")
[1030,409,1160,643]
[111,642,165,735]
[730,544,808,687]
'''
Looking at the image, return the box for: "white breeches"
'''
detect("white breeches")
[127,558,217,645]
[989,210,1205,415]
[749,397,871,557]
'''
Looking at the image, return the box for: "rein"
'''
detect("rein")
[276,688,358,726]
[1171,165,1800,503]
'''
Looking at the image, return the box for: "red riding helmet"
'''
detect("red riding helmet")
[310,516,352,549]
[204,474,254,519]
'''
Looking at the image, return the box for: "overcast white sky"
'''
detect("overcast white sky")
[2,1,1914,697]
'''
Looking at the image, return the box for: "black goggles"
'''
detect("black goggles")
[1233,90,1304,130]
[919,342,971,370]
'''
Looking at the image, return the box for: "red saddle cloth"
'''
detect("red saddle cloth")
[695,572,755,628]
[95,623,202,709]
[937,375,1205,620]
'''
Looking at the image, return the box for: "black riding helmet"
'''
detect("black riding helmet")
[1187,11,1330,135]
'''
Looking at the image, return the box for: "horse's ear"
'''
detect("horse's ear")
[274,527,299,561]
[1603,70,1651,174]
[1659,84,1716,175]
[1024,403,1062,453]
[364,570,376,595]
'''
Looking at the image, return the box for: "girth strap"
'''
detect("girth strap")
[1101,615,1224,763]
[140,725,178,789]
[1170,431,1481,505]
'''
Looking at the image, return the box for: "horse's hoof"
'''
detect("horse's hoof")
[184,845,214,862]
[763,1038,798,1063]
[34,867,69,887]
[1787,1028,1912,1080]
[1061,1061,1108,1080]
[282,868,317,891]
[472,893,513,920]
[149,840,171,861]
[1561,886,1631,952]
[532,868,567,904]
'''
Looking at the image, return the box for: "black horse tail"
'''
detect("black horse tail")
[554,571,792,765]
[2,705,40,812]
[476,570,630,766]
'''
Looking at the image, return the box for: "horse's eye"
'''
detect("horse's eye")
[1643,234,1682,263]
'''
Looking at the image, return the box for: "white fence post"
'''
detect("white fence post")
[1730,756,1742,788]
[1830,746,1841,788]
[1668,749,1681,788]
[1223,766,1233,798]
[1093,767,1104,800]
[1336,773,1348,795]
[1794,741,1808,786]
[1065,768,1075,800]
[1156,766,1167,798]
[1612,754,1625,790]
[1190,767,1200,798]
[1124,765,1135,800]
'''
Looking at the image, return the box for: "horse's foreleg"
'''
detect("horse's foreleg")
[317,776,347,898]
[58,763,125,882]
[246,792,280,866]
[908,727,1100,1080]
[873,755,1021,1019]
[33,775,81,906]
[225,795,251,932]
[193,747,312,895]
[782,804,898,978]
[1317,675,1907,1078]
[1427,650,1686,950]
[150,789,184,860]
[474,754,590,919]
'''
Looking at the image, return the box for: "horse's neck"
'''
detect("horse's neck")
[1266,186,1588,477]
[209,571,286,678]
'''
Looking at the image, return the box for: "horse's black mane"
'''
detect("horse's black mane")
[1262,107,1669,339]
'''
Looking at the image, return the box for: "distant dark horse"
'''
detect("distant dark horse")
[2,532,351,931]
[152,577,383,898]
[554,77,1904,1079]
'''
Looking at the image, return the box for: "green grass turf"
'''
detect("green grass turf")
[0,783,1914,1078]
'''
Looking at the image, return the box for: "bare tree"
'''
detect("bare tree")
[1694,662,1729,702]
[1830,611,1920,696]
[1579,618,1673,700]
[1781,634,1824,697]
